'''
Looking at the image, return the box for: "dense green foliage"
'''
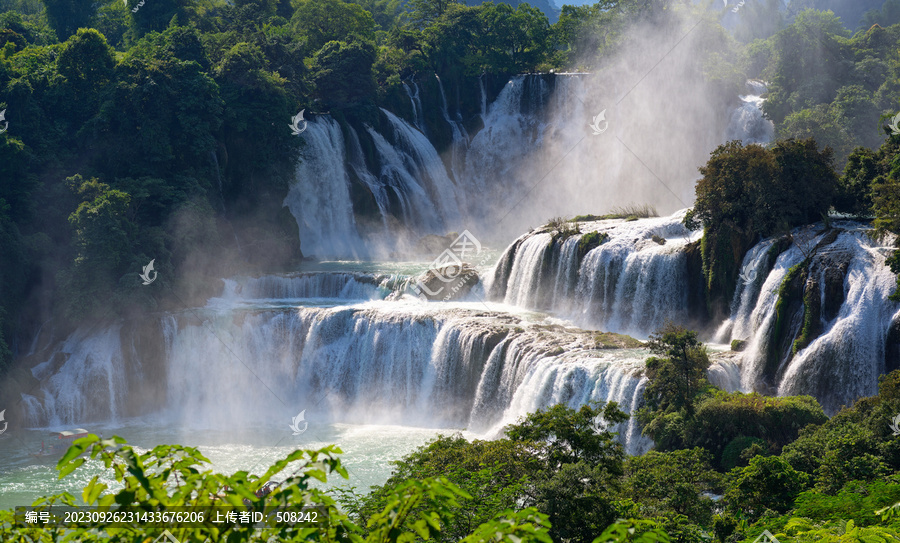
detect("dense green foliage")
[353,401,632,543]
[684,138,839,316]
[0,435,561,542]
[347,362,900,543]
[749,9,900,168]
[641,323,711,415]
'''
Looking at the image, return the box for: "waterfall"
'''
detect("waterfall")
[23,326,130,426]
[283,111,466,258]
[488,213,900,413]
[283,117,364,258]
[210,150,225,214]
[214,272,402,302]
[403,81,426,134]
[489,211,702,338]
[463,76,547,222]
[435,75,469,183]
[373,108,463,230]
[715,226,900,412]
[21,299,652,453]
[479,74,487,120]
[725,79,774,145]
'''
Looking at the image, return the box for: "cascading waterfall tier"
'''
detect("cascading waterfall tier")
[717,224,900,413]
[283,111,464,259]
[491,213,900,414]
[487,210,703,338]
[20,298,653,455]
[214,272,406,302]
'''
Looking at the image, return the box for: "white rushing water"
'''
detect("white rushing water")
[489,210,702,338]
[718,226,900,412]
[724,79,774,145]
[283,111,465,258]
[20,297,653,455]
[492,214,900,413]
[282,117,363,257]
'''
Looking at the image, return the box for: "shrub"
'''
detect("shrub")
[724,456,810,520]
[687,391,827,468]
[721,436,769,471]
[546,216,580,239]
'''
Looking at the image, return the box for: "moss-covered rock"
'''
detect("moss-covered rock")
[887,316,900,374]
[700,225,755,321]
[767,260,808,381]
[576,230,608,261]
[593,331,644,349]
[731,339,747,352]
[792,272,822,355]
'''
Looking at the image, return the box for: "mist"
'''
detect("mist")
[456,5,744,245]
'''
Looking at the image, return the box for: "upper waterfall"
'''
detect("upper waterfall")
[283,111,465,258]
[724,79,774,146]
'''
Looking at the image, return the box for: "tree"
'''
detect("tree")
[724,456,810,520]
[310,39,377,107]
[477,2,551,73]
[503,400,629,467]
[291,0,376,54]
[59,175,137,319]
[128,0,198,35]
[356,434,540,542]
[770,138,839,227]
[763,9,850,126]
[685,138,838,316]
[358,402,632,543]
[408,0,458,26]
[641,323,710,415]
[503,401,630,543]
[42,0,94,40]
[860,129,900,299]
[57,28,115,124]
[836,146,878,217]
[623,448,723,526]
